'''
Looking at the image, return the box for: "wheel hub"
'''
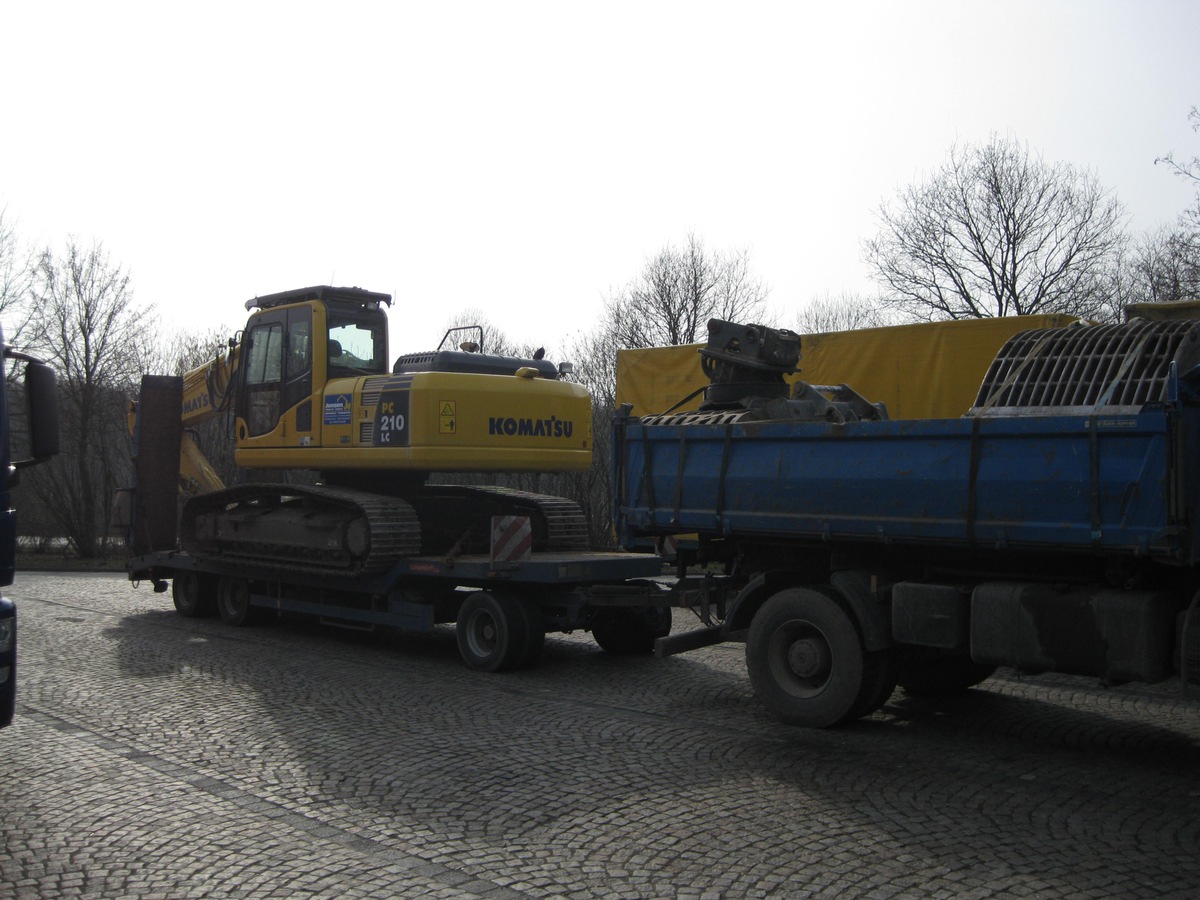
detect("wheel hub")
[788,636,830,679]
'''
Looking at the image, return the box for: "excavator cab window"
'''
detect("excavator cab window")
[327,313,386,377]
[283,313,313,428]
[244,320,284,436]
[287,318,311,382]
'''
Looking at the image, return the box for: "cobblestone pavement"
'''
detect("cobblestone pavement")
[2,572,1198,899]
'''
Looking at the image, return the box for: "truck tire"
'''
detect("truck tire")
[217,577,263,627]
[850,649,897,719]
[746,587,867,728]
[456,592,532,673]
[590,606,672,655]
[172,573,218,618]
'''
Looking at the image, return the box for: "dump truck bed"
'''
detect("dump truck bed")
[616,406,1198,564]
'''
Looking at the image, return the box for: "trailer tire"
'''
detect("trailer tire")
[591,606,672,656]
[457,592,529,672]
[512,600,545,668]
[172,573,218,618]
[217,577,263,627]
[746,587,866,728]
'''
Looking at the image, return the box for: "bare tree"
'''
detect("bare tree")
[604,233,770,349]
[1156,106,1200,188]
[0,208,40,350]
[864,135,1127,322]
[1116,226,1200,308]
[796,291,893,334]
[22,239,151,557]
[1144,107,1200,307]
[565,235,771,546]
[580,234,771,408]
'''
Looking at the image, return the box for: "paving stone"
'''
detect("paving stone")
[2,573,1198,898]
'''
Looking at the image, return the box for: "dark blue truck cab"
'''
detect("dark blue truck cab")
[0,327,59,728]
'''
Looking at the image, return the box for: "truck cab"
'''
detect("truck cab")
[0,329,59,727]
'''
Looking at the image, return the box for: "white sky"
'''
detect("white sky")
[2,0,1198,358]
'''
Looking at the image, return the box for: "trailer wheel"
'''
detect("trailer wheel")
[746,587,866,728]
[172,573,218,618]
[590,607,672,655]
[217,577,262,627]
[457,592,530,672]
[512,600,545,668]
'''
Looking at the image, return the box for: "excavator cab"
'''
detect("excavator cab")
[234,286,390,447]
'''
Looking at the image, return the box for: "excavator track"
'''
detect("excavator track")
[180,484,422,579]
[409,484,590,554]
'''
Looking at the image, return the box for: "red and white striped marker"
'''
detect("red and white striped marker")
[491,515,532,565]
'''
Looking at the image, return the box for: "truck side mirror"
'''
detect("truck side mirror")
[17,359,59,466]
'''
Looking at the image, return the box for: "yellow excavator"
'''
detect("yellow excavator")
[125,285,594,578]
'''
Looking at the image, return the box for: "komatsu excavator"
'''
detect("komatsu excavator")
[125,285,594,579]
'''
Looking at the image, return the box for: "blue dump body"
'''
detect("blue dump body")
[617,406,1198,563]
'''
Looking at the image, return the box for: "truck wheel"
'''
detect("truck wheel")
[456,592,530,672]
[172,573,217,618]
[217,577,262,627]
[590,607,671,655]
[850,650,898,719]
[897,653,996,697]
[746,587,866,728]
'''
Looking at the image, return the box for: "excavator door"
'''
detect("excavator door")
[237,303,315,442]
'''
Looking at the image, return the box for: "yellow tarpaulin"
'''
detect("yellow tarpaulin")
[616,315,1078,420]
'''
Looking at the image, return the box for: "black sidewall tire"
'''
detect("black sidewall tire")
[173,573,217,618]
[456,592,527,672]
[850,649,898,720]
[746,587,866,728]
[217,577,257,627]
[512,599,545,669]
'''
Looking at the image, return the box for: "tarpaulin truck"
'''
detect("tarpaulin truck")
[615,315,1200,727]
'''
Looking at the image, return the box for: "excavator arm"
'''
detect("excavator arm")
[126,339,242,496]
[177,341,241,494]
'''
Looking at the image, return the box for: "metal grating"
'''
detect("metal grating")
[970,319,1200,416]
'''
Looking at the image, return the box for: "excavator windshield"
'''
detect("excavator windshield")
[327,308,387,376]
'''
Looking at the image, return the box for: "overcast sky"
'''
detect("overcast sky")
[2,1,1198,357]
